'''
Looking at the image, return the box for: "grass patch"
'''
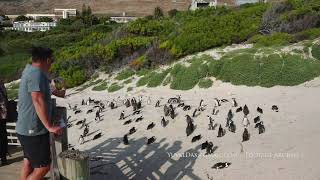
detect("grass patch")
[92,82,108,91]
[198,78,213,88]
[162,75,171,86]
[311,45,320,60]
[127,87,133,92]
[147,69,171,87]
[136,68,151,77]
[0,53,29,82]
[136,72,155,87]
[108,83,123,92]
[123,78,133,84]
[77,79,103,91]
[115,69,135,80]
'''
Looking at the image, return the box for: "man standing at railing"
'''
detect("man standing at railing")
[16,47,65,180]
[0,80,8,166]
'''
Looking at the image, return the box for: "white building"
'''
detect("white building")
[190,0,217,10]
[25,14,57,21]
[11,21,56,32]
[54,9,77,19]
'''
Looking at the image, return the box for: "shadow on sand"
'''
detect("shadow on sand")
[88,137,201,180]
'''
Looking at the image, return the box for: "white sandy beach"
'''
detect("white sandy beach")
[55,76,320,180]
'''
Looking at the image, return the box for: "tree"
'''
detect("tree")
[87,6,92,16]
[154,7,164,19]
[35,17,54,22]
[15,15,31,21]
[82,4,87,17]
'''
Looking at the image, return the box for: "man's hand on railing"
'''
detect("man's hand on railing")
[48,125,63,136]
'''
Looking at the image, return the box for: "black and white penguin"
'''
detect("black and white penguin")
[155,100,160,107]
[135,116,144,122]
[201,141,209,150]
[133,110,141,115]
[80,118,87,129]
[75,110,81,114]
[228,121,236,133]
[81,99,85,105]
[192,108,198,117]
[76,119,83,125]
[232,98,238,107]
[236,106,243,113]
[255,121,263,128]
[206,142,214,155]
[93,133,102,140]
[242,116,250,127]
[123,119,132,125]
[110,100,116,109]
[212,162,231,169]
[214,98,221,107]
[207,115,214,130]
[83,125,89,137]
[242,128,250,142]
[125,99,131,108]
[243,105,249,116]
[164,105,170,116]
[147,122,155,130]
[217,125,225,137]
[191,135,202,142]
[79,135,84,145]
[95,110,100,121]
[183,105,191,111]
[129,127,137,135]
[199,99,204,107]
[68,103,72,110]
[257,107,263,114]
[272,105,279,112]
[119,111,125,120]
[147,136,156,145]
[227,109,233,120]
[123,134,129,145]
[169,105,175,119]
[186,121,195,136]
[221,99,228,103]
[178,103,185,107]
[186,115,193,124]
[258,123,265,134]
[161,116,168,127]
[254,116,260,123]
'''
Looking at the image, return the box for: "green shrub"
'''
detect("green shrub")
[136,68,151,76]
[115,69,135,80]
[136,72,155,87]
[108,83,123,92]
[123,78,133,84]
[92,82,108,91]
[249,32,294,46]
[147,69,170,87]
[127,87,133,92]
[162,75,171,86]
[7,89,18,100]
[198,78,213,88]
[311,45,320,60]
[295,28,320,41]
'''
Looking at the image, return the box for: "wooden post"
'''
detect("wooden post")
[50,98,68,180]
[57,150,90,180]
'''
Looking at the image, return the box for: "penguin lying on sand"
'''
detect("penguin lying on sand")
[212,162,231,169]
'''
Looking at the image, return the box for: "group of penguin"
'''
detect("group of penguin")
[67,95,279,170]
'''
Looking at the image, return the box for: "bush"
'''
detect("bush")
[92,82,108,91]
[198,78,213,88]
[123,78,133,84]
[136,68,151,76]
[294,28,320,41]
[115,69,135,80]
[248,32,294,46]
[136,72,155,87]
[147,69,170,87]
[162,75,171,86]
[108,83,123,92]
[311,45,320,60]
[127,87,133,91]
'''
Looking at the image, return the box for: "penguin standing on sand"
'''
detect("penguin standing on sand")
[186,121,195,136]
[214,98,221,107]
[242,116,250,127]
[242,128,250,142]
[186,115,193,124]
[161,116,168,127]
[232,98,238,107]
[228,121,236,133]
[207,116,214,130]
[243,105,249,116]
[217,125,225,137]
[123,134,129,145]
[192,108,198,117]
[258,123,265,134]
[119,111,125,120]
[254,116,260,123]
[155,100,160,107]
[147,97,151,105]
[164,105,170,116]
[206,142,214,155]
[79,135,84,145]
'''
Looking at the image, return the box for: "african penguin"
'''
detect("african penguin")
[147,136,156,145]
[161,116,168,127]
[272,105,279,112]
[147,97,151,105]
[93,133,102,140]
[214,98,221,107]
[217,125,225,137]
[129,127,137,135]
[119,111,125,120]
[232,98,238,107]
[243,105,249,116]
[79,135,84,145]
[242,128,250,142]
[191,135,202,142]
[254,116,260,123]
[186,122,195,136]
[123,119,132,125]
[257,107,263,114]
[236,106,243,113]
[242,116,250,127]
[147,122,155,130]
[228,121,236,133]
[201,141,209,150]
[155,100,160,107]
[212,162,231,169]
[123,135,129,145]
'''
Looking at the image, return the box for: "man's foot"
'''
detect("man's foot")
[0,157,8,166]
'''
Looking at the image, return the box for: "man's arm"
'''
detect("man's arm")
[52,89,66,98]
[31,91,61,134]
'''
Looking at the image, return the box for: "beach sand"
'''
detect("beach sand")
[55,77,320,180]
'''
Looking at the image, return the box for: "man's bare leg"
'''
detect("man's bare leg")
[20,158,33,180]
[27,165,50,180]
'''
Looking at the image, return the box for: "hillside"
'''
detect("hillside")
[0,0,191,16]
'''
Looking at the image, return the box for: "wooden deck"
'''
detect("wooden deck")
[0,146,24,179]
